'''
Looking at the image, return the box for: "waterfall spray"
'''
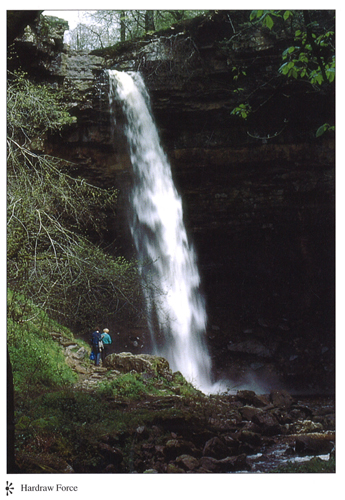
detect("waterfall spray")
[108,70,214,392]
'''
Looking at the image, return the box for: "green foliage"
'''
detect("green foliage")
[7,69,147,331]
[67,10,209,50]
[98,370,200,401]
[249,11,335,87]
[316,123,335,138]
[14,379,205,472]
[231,10,335,135]
[7,141,140,330]
[232,66,246,81]
[15,390,113,470]
[7,301,78,395]
[279,30,335,84]
[7,70,76,141]
[100,372,149,400]
[271,456,335,473]
[231,103,251,120]
[250,10,277,30]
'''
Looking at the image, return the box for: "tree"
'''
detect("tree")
[145,10,155,32]
[67,10,209,50]
[120,10,126,42]
[7,70,146,332]
[230,10,335,136]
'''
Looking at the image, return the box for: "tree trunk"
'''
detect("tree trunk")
[120,11,126,42]
[145,10,155,32]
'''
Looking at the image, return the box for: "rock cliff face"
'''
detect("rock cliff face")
[10,12,335,392]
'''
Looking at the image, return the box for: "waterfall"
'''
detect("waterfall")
[108,70,214,392]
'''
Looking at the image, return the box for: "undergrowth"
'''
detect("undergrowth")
[8,291,78,396]
[98,370,200,400]
[8,289,205,472]
[271,456,335,473]
[14,388,197,472]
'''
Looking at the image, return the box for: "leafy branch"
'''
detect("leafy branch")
[231,10,335,137]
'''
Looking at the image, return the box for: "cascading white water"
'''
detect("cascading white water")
[108,70,214,391]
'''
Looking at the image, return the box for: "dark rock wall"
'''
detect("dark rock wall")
[10,11,335,392]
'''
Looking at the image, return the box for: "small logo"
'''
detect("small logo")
[5,482,14,496]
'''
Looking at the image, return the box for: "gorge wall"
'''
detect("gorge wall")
[9,11,335,393]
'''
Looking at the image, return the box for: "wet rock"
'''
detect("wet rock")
[270,390,293,409]
[176,454,200,471]
[313,414,335,430]
[238,429,262,447]
[167,463,185,473]
[236,390,269,407]
[252,410,281,436]
[202,437,229,459]
[223,435,240,454]
[199,454,251,473]
[295,432,335,455]
[239,405,260,421]
[270,408,294,425]
[289,405,313,420]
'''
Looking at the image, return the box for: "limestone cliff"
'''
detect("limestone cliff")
[9,11,335,392]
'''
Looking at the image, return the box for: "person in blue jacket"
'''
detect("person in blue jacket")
[90,329,102,366]
[101,328,112,365]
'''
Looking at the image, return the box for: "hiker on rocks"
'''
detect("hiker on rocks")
[90,328,102,366]
[101,328,112,365]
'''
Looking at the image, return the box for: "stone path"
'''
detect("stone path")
[51,332,118,392]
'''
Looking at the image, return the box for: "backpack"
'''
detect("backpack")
[91,331,102,351]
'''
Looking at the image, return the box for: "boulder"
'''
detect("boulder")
[202,437,229,459]
[104,352,171,376]
[252,411,281,436]
[239,405,260,421]
[166,463,185,473]
[238,429,262,447]
[164,439,198,461]
[223,435,240,454]
[199,454,251,473]
[236,390,269,407]
[176,454,200,471]
[295,432,335,455]
[270,390,293,409]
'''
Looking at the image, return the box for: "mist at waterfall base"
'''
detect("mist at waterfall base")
[108,70,267,395]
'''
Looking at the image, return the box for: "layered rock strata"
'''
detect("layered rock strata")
[10,11,335,392]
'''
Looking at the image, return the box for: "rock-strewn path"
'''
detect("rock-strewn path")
[51,332,115,391]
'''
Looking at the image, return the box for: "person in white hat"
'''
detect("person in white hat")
[101,328,112,365]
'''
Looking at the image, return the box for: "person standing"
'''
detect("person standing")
[90,329,102,366]
[101,328,112,365]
